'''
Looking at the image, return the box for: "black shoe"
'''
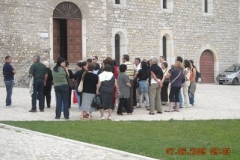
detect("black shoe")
[64,117,69,120]
[40,110,44,112]
[55,117,60,119]
[29,109,37,112]
[157,111,163,114]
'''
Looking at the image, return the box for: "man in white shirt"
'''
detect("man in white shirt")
[122,54,137,112]
[134,58,141,71]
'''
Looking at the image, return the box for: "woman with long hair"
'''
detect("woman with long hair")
[52,57,69,119]
[189,60,197,106]
[164,61,184,112]
[137,61,149,108]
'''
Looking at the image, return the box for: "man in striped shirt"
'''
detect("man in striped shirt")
[122,54,137,112]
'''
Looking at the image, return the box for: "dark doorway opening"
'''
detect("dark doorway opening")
[59,19,67,60]
[115,34,120,65]
[163,36,167,61]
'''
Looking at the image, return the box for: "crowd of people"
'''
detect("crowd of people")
[2,54,198,120]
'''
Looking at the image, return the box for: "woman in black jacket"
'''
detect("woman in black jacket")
[43,61,53,108]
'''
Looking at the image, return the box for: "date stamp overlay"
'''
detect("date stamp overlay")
[166,148,230,156]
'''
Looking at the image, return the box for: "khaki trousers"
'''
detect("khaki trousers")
[149,83,162,113]
[183,81,190,107]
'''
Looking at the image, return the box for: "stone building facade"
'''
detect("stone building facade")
[0,0,240,85]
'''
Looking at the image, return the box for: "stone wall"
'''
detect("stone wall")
[0,0,239,86]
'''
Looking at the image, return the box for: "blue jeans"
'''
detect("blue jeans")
[55,84,69,118]
[75,89,82,110]
[4,80,14,106]
[189,92,195,106]
[174,87,183,107]
[32,78,44,111]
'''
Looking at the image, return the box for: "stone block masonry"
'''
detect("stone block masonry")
[0,0,239,85]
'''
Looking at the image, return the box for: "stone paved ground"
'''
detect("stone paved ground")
[0,83,240,121]
[0,124,155,160]
[0,83,240,160]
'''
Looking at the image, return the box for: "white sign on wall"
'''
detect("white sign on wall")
[40,33,49,38]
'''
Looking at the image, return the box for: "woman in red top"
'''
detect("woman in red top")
[112,60,119,107]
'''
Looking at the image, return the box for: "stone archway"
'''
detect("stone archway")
[53,2,82,63]
[196,44,219,83]
[160,30,174,65]
[111,28,128,64]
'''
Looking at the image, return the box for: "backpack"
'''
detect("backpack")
[195,69,201,82]
[191,68,201,82]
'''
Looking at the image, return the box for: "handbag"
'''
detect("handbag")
[78,71,87,92]
[64,68,75,89]
[91,95,102,109]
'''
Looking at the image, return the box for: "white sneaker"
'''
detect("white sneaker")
[189,104,193,107]
[99,117,105,120]
[107,117,112,120]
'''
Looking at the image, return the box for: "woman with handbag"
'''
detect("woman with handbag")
[163,60,184,112]
[52,57,69,119]
[78,63,98,120]
[96,64,119,120]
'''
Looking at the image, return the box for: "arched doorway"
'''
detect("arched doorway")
[200,50,215,83]
[53,2,82,63]
[115,34,120,65]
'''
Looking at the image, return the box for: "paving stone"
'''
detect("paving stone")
[0,83,239,160]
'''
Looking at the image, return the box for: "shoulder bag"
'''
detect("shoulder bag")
[78,71,87,92]
[64,68,75,89]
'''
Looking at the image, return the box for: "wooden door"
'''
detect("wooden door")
[200,50,214,83]
[67,19,82,63]
[53,19,60,63]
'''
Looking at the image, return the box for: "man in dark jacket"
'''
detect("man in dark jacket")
[3,56,16,107]
[29,55,48,112]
